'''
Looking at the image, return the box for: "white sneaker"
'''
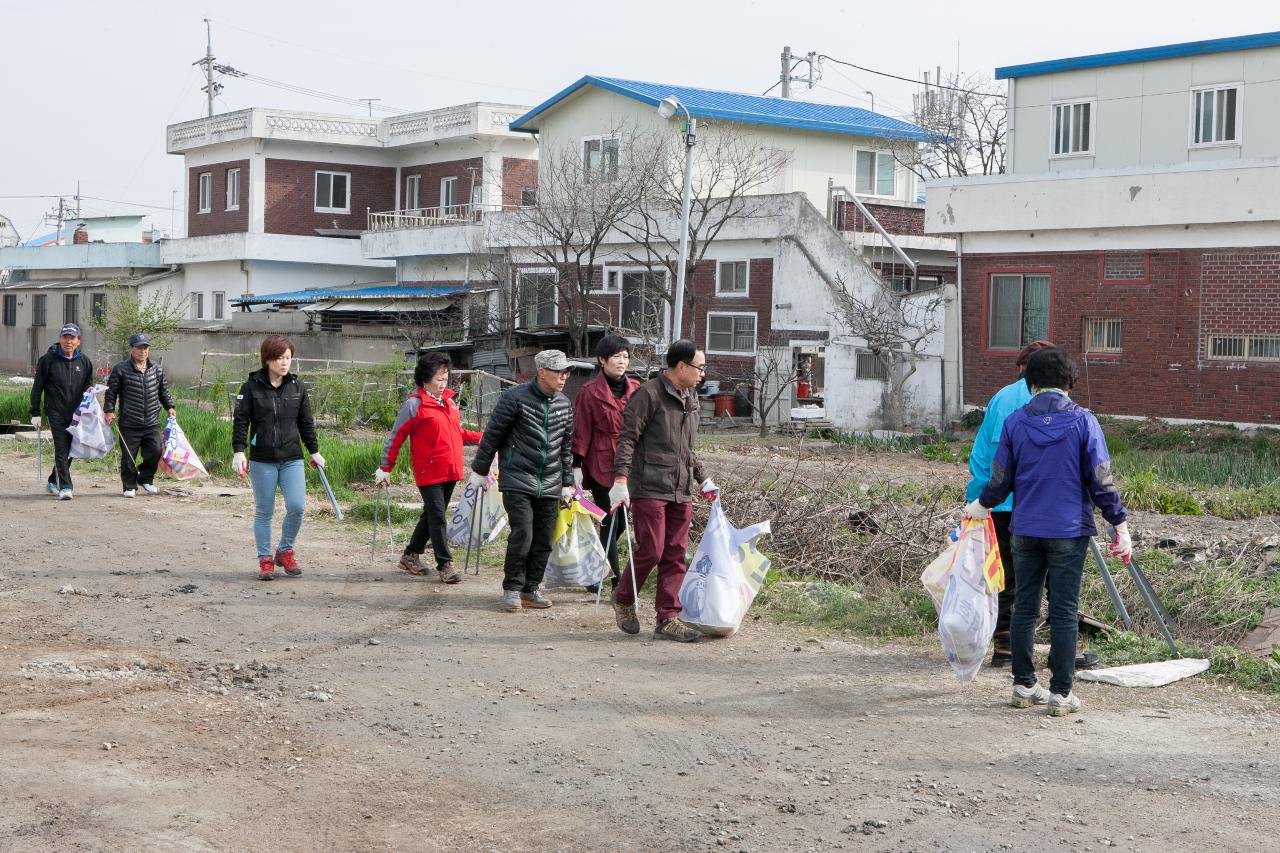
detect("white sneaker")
[58,489,73,501]
[1048,692,1081,717]
[122,489,136,498]
[1011,683,1050,708]
[141,484,159,495]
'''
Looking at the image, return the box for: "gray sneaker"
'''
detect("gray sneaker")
[521,588,552,609]
[140,484,159,495]
[1047,692,1081,717]
[1011,683,1050,708]
[502,590,522,612]
[654,617,701,643]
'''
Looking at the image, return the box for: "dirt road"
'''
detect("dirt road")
[1,447,1277,852]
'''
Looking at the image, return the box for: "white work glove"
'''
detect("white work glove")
[560,485,575,503]
[310,452,326,469]
[609,481,630,509]
[232,451,248,478]
[699,478,720,500]
[572,467,583,489]
[1109,522,1133,563]
[963,499,990,520]
[31,415,41,430]
[374,469,391,488]
[468,470,489,492]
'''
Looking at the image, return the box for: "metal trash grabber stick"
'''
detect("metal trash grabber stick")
[1088,537,1132,629]
[36,423,43,490]
[371,484,395,562]
[621,504,639,605]
[463,487,486,576]
[1094,524,1179,656]
[313,465,344,520]
[595,509,621,608]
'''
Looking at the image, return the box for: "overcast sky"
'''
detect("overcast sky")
[2,0,1276,241]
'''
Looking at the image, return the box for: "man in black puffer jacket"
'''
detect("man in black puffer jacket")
[470,349,575,612]
[104,333,175,497]
[30,323,95,499]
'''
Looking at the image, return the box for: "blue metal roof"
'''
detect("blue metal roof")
[233,285,470,306]
[510,75,932,142]
[996,30,1280,80]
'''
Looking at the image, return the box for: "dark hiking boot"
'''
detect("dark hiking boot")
[398,551,427,575]
[1075,652,1100,670]
[275,549,302,577]
[437,561,461,584]
[654,617,701,643]
[613,597,640,635]
[521,589,553,609]
[258,556,276,581]
[990,631,1012,667]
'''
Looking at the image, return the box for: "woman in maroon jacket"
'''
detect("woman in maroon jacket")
[376,353,482,583]
[572,335,640,592]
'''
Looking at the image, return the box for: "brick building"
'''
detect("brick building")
[927,31,1280,426]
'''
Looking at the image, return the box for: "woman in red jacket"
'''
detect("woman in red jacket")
[376,353,482,583]
[571,334,640,592]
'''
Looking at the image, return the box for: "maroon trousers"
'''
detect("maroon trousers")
[614,498,694,621]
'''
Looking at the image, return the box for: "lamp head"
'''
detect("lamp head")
[657,95,681,119]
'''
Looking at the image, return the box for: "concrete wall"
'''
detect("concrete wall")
[1010,44,1280,174]
[134,328,407,383]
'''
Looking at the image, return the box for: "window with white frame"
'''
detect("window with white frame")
[225,167,240,211]
[518,272,557,328]
[192,292,204,321]
[855,150,895,197]
[583,136,620,182]
[706,312,757,355]
[213,291,226,321]
[405,175,421,211]
[593,269,622,296]
[314,171,350,213]
[1192,85,1240,146]
[1082,317,1123,353]
[520,186,537,207]
[619,271,667,340]
[63,294,78,328]
[197,172,212,213]
[1052,101,1093,156]
[988,273,1050,349]
[717,261,749,296]
[440,176,458,211]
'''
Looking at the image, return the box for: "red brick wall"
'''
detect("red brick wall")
[264,159,394,235]
[835,201,925,237]
[502,158,538,208]
[962,248,1280,424]
[688,258,774,386]
[401,158,483,209]
[188,160,249,237]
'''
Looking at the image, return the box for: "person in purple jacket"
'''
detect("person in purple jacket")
[964,347,1132,716]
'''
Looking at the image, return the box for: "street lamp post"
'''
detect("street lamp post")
[658,95,696,344]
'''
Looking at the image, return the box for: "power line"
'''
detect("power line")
[217,64,414,114]
[819,54,985,96]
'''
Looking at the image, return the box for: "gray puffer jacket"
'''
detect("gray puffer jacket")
[471,380,573,498]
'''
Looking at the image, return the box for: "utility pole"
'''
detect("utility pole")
[196,18,223,118]
[358,98,380,116]
[779,46,819,99]
[780,46,793,99]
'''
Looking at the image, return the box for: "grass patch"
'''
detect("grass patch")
[754,574,936,638]
[1088,632,1280,694]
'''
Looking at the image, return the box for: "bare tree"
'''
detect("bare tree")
[827,273,946,431]
[389,297,466,353]
[618,124,790,340]
[894,72,1006,181]
[732,332,802,436]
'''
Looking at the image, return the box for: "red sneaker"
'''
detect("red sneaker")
[275,549,302,577]
[258,555,276,581]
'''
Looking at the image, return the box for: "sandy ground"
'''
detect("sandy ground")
[1,443,1278,853]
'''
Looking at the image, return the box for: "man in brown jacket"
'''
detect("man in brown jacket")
[609,339,717,642]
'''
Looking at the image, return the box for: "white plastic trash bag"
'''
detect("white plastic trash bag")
[931,518,1004,684]
[543,499,609,588]
[159,415,208,480]
[447,465,506,548]
[679,496,772,637]
[68,384,111,460]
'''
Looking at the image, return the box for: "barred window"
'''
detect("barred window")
[855,351,888,380]
[1083,318,1123,353]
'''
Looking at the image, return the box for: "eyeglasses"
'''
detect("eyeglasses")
[685,362,707,374]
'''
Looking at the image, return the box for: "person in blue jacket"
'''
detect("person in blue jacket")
[966,340,1052,665]
[965,346,1132,717]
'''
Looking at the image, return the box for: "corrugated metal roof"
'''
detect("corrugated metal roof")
[233,285,471,306]
[510,76,932,142]
[996,30,1280,80]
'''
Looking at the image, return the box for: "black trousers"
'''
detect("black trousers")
[46,416,74,491]
[405,480,456,566]
[118,424,163,491]
[500,492,560,593]
[585,474,623,586]
[992,511,1016,637]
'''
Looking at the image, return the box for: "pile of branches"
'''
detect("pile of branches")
[709,451,960,586]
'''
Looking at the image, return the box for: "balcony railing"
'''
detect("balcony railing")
[366,203,502,232]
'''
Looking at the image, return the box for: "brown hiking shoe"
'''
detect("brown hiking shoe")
[654,617,701,643]
[613,598,640,635]
[398,552,427,576]
[436,561,461,584]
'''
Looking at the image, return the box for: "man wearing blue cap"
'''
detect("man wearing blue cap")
[104,333,175,497]
[30,323,95,499]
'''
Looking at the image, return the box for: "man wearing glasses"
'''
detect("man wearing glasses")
[610,339,718,642]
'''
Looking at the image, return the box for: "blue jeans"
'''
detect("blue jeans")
[1010,534,1089,697]
[249,459,306,558]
